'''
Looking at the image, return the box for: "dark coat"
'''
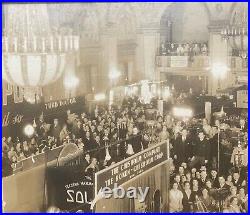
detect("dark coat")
[51,125,62,140]
[195,138,210,159]
[130,135,142,154]
[182,190,196,212]
[174,136,190,163]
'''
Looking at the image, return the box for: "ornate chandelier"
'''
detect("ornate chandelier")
[2,4,79,87]
[220,5,247,59]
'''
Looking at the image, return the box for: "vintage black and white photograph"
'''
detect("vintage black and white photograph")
[2,2,248,213]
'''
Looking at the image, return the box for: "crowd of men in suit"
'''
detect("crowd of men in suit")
[2,94,248,213]
[159,42,208,56]
[169,115,248,212]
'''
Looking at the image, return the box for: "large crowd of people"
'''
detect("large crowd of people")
[2,96,159,176]
[2,94,248,212]
[168,113,248,212]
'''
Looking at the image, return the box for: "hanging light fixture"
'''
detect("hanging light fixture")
[2,4,79,87]
[220,4,247,59]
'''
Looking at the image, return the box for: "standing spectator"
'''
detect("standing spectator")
[224,186,237,208]
[201,43,208,55]
[199,188,216,212]
[130,127,142,154]
[160,42,167,55]
[227,197,241,212]
[183,43,191,56]
[59,124,69,143]
[2,152,12,177]
[210,169,219,188]
[176,44,184,56]
[51,119,61,144]
[237,187,247,211]
[169,182,183,212]
[168,43,176,55]
[174,129,189,165]
[189,132,210,168]
[182,181,195,212]
[82,153,91,171]
[192,43,201,56]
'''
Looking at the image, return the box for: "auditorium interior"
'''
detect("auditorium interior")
[2,2,248,213]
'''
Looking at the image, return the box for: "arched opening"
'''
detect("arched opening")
[160,3,209,44]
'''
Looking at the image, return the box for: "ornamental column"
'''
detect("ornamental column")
[100,26,118,90]
[208,22,230,96]
[135,26,160,82]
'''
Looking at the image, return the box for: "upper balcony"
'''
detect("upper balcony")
[156,55,247,75]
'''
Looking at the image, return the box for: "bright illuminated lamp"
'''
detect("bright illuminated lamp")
[211,63,228,79]
[109,70,121,80]
[109,90,114,106]
[94,93,106,101]
[24,124,35,137]
[163,87,170,99]
[63,75,79,90]
[173,107,193,118]
[2,4,79,87]
[141,80,151,104]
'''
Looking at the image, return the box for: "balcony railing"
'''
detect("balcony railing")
[156,55,247,72]
[156,55,210,68]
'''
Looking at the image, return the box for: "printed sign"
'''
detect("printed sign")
[2,95,85,139]
[95,142,169,194]
[44,97,77,110]
[47,166,94,212]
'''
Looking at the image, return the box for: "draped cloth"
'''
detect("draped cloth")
[95,160,171,212]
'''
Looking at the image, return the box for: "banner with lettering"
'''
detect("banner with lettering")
[2,97,42,140]
[170,56,188,67]
[2,89,85,139]
[95,141,169,195]
[43,96,85,124]
[46,166,94,212]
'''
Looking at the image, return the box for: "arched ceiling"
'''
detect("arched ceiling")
[46,2,245,40]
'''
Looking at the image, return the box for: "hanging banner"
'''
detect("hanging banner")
[2,93,85,139]
[43,96,85,123]
[95,142,169,195]
[170,56,188,67]
[2,98,42,140]
[46,166,94,212]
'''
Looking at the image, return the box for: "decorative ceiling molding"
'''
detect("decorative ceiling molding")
[45,3,247,38]
[204,2,235,21]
